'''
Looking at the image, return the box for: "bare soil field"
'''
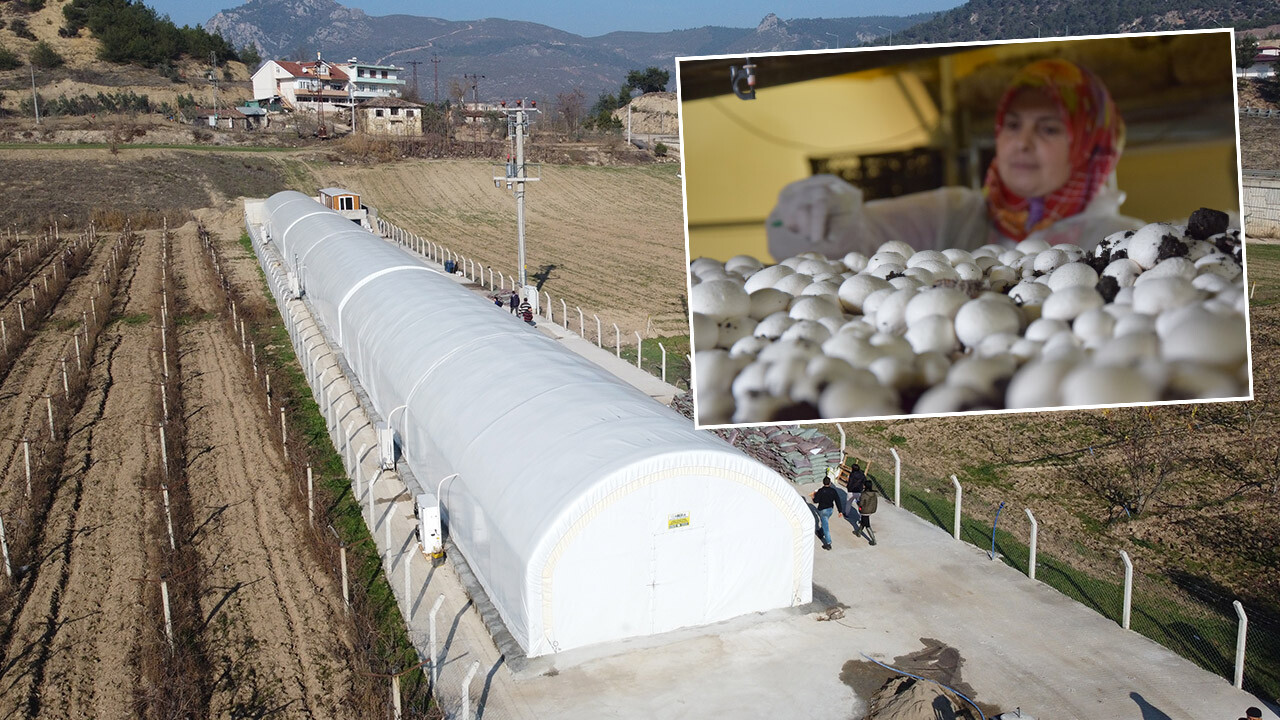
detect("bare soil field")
[172,218,360,718]
[318,159,689,335]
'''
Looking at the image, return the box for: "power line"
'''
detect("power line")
[405,60,422,100]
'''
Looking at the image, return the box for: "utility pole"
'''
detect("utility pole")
[406,60,422,100]
[29,64,40,125]
[431,54,441,103]
[493,101,541,309]
[464,73,485,109]
[208,51,219,127]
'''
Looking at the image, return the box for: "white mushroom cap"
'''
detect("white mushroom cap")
[690,257,725,278]
[841,251,869,273]
[906,250,949,268]
[903,267,937,286]
[904,286,970,325]
[694,349,742,395]
[690,279,750,321]
[868,355,921,390]
[1163,361,1243,399]
[780,319,832,345]
[754,312,795,339]
[822,333,888,368]
[913,384,987,414]
[795,258,834,276]
[1008,337,1044,362]
[1194,253,1242,282]
[789,295,843,321]
[1042,286,1104,321]
[861,287,898,317]
[729,335,771,359]
[1191,273,1233,294]
[867,250,908,270]
[774,272,814,296]
[915,351,952,386]
[1033,248,1068,274]
[1047,262,1099,292]
[1059,364,1160,405]
[757,338,822,364]
[1072,307,1115,345]
[1092,330,1159,366]
[904,314,958,354]
[1131,276,1199,315]
[865,262,908,280]
[1102,258,1141,287]
[1006,359,1078,409]
[1008,281,1053,306]
[1126,223,1181,270]
[1160,306,1247,368]
[887,276,923,291]
[986,265,1019,292]
[819,378,901,418]
[955,262,983,281]
[1015,237,1051,254]
[725,254,765,276]
[696,391,735,426]
[837,274,893,313]
[947,354,1017,395]
[743,264,795,294]
[876,240,916,259]
[749,288,793,320]
[875,287,919,334]
[1135,257,1195,283]
[716,316,758,349]
[868,333,916,363]
[731,394,788,424]
[692,312,719,350]
[954,298,1022,348]
[1025,317,1069,342]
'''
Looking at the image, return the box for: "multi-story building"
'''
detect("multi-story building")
[340,59,407,102]
[251,57,354,114]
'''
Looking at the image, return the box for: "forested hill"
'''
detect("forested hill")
[894,0,1280,43]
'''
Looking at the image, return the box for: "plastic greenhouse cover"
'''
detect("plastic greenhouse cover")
[261,191,814,656]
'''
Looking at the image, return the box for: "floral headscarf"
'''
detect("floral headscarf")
[983,59,1125,241]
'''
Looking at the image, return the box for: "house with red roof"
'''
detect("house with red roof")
[252,55,356,114]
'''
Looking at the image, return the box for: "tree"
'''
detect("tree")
[554,87,586,137]
[239,43,262,70]
[1238,35,1260,71]
[30,41,65,70]
[625,66,670,94]
[0,44,21,71]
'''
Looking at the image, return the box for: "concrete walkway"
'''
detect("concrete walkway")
[262,223,1276,719]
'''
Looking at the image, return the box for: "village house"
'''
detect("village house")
[356,97,425,135]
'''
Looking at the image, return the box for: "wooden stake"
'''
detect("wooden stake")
[61,358,69,398]
[0,513,11,579]
[162,484,175,550]
[307,466,314,527]
[22,440,31,499]
[46,396,54,440]
[73,334,81,371]
[280,406,288,461]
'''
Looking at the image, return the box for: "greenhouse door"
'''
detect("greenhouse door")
[650,525,708,635]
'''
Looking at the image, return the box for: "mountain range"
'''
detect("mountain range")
[205,0,931,101]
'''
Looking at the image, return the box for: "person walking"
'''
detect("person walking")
[811,477,841,550]
[858,475,879,545]
[508,290,520,314]
[844,461,867,523]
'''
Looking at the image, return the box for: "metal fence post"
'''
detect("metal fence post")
[613,323,621,357]
[594,315,602,348]
[658,342,667,382]
[635,331,642,368]
[1120,550,1133,630]
[543,292,551,320]
[1233,600,1247,689]
[578,307,584,337]
[951,474,962,540]
[561,299,567,325]
[890,448,901,507]
[1025,508,1038,581]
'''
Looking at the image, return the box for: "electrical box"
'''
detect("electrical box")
[287,271,302,299]
[417,493,443,557]
[524,284,539,315]
[377,424,395,470]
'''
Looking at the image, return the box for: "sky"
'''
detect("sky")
[151,0,967,37]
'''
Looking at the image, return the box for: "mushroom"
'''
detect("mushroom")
[953,298,1022,348]
[690,279,750,321]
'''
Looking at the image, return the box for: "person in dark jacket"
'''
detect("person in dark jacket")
[858,475,879,545]
[811,478,841,550]
[844,462,867,522]
[509,290,520,314]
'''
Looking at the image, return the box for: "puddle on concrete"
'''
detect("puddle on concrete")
[840,638,1003,719]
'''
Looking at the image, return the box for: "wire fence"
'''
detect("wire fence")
[846,439,1279,704]
[376,217,691,390]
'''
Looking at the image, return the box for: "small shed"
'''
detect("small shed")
[319,187,360,212]
[357,96,425,135]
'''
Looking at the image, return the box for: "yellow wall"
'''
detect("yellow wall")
[681,71,937,230]
[1114,140,1240,224]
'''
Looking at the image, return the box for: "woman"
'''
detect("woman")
[766,59,1143,260]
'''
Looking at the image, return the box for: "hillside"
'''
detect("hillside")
[0,0,254,119]
[205,0,930,101]
[896,0,1280,43]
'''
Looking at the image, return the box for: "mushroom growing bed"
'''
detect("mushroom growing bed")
[690,209,1250,426]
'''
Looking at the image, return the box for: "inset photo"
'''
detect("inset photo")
[678,30,1248,427]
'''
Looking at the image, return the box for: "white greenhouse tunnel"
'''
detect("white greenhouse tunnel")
[258,191,815,657]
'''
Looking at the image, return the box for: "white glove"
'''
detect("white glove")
[766,175,867,261]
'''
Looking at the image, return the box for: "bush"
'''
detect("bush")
[0,44,22,71]
[30,41,65,69]
[654,142,668,157]
[62,0,240,67]
[10,19,36,40]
